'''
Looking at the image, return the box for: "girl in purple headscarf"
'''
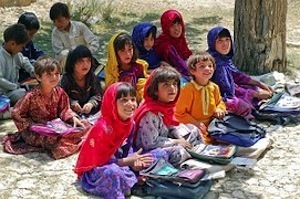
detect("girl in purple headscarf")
[207,26,273,119]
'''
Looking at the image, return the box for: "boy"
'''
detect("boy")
[0,24,34,108]
[18,12,45,81]
[49,2,99,71]
[175,52,227,144]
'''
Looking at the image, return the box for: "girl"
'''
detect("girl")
[154,9,192,83]
[3,56,88,159]
[74,82,167,199]
[207,26,273,119]
[175,52,227,144]
[132,22,161,71]
[60,45,103,117]
[105,32,148,102]
[134,65,203,166]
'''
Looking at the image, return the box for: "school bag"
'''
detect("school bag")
[186,143,237,165]
[29,118,82,137]
[0,95,10,113]
[208,113,266,147]
[137,158,212,199]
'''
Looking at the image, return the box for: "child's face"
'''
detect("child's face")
[74,57,91,77]
[117,44,133,66]
[5,41,25,55]
[52,16,71,31]
[144,33,155,51]
[215,36,231,55]
[157,80,178,103]
[169,22,182,38]
[190,60,214,85]
[117,94,137,121]
[27,29,38,40]
[37,67,61,89]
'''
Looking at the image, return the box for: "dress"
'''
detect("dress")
[74,83,167,199]
[207,26,258,118]
[134,69,203,166]
[104,32,148,102]
[60,72,102,115]
[3,86,88,159]
[132,23,161,70]
[154,9,192,80]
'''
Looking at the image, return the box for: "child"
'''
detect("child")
[60,45,103,117]
[175,52,227,144]
[207,26,274,119]
[74,82,167,199]
[0,23,34,106]
[105,32,148,102]
[4,56,89,159]
[49,2,99,70]
[154,9,192,83]
[132,22,161,71]
[134,65,203,166]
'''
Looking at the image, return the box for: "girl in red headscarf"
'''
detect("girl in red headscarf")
[134,65,204,167]
[74,82,168,199]
[154,9,192,84]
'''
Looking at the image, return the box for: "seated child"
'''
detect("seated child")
[154,9,192,83]
[74,82,167,198]
[3,56,89,159]
[207,26,274,119]
[175,52,227,144]
[105,32,148,102]
[134,65,203,166]
[49,2,99,70]
[17,12,45,82]
[0,24,34,106]
[60,45,103,118]
[132,22,161,72]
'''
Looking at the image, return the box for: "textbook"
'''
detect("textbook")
[187,144,237,165]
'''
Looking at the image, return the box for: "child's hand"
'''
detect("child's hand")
[73,117,84,127]
[174,138,192,149]
[258,81,274,93]
[254,89,273,100]
[72,103,82,113]
[213,108,227,118]
[128,148,153,171]
[82,103,93,114]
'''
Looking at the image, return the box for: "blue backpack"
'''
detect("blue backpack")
[0,95,10,113]
[208,113,266,147]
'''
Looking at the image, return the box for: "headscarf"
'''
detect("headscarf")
[207,26,238,99]
[74,82,134,178]
[132,23,161,69]
[154,9,192,62]
[134,67,180,140]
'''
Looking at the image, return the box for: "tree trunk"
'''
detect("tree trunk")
[234,0,287,75]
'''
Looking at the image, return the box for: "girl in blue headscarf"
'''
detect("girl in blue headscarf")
[207,26,273,119]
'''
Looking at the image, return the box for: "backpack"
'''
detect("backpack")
[135,158,212,199]
[208,113,266,147]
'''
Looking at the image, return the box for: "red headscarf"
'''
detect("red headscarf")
[74,82,134,178]
[154,9,192,62]
[134,67,180,140]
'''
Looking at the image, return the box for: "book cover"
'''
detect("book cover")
[192,144,236,158]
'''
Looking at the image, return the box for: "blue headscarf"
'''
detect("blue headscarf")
[132,23,161,69]
[207,26,239,99]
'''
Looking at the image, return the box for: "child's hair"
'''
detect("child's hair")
[116,82,137,100]
[65,45,93,74]
[18,12,40,31]
[187,52,216,75]
[146,26,157,38]
[114,32,138,63]
[217,29,231,38]
[49,2,71,21]
[3,24,29,44]
[147,65,181,101]
[34,56,62,77]
[172,17,181,24]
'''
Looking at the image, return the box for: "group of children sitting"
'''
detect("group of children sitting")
[0,2,276,199]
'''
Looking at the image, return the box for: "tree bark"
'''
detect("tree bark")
[234,0,287,74]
